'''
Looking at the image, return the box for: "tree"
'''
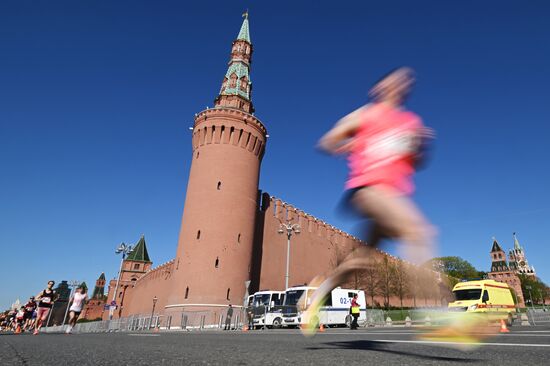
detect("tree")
[518,275,548,306]
[358,260,381,308]
[377,256,393,309]
[390,261,409,310]
[429,256,479,280]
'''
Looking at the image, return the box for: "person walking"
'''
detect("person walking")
[34,280,58,335]
[350,294,360,330]
[66,286,88,334]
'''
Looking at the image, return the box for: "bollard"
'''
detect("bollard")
[521,313,530,326]
[424,316,431,326]
[405,316,412,327]
[385,317,393,327]
[182,314,188,330]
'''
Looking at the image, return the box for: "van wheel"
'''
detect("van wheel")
[345,315,352,328]
[506,313,513,327]
[272,318,282,329]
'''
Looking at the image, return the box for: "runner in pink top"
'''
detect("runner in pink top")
[66,286,88,334]
[301,67,438,336]
[346,102,423,195]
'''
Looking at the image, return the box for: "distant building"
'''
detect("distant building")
[82,273,108,321]
[507,233,536,276]
[487,237,526,307]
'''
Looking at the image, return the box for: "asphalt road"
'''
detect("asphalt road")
[2,326,549,365]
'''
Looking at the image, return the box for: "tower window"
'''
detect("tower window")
[237,233,241,243]
[185,287,189,299]
[197,230,201,240]
[217,181,222,190]
[215,257,219,268]
[134,263,140,270]
[226,288,231,301]
[196,151,199,159]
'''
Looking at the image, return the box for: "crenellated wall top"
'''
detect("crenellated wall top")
[194,107,267,136]
[268,195,366,245]
[134,259,175,285]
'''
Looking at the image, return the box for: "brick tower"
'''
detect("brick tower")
[508,232,536,276]
[167,13,267,311]
[487,238,525,307]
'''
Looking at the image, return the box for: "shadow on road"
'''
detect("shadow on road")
[306,340,481,363]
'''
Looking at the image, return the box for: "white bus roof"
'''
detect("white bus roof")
[253,290,285,295]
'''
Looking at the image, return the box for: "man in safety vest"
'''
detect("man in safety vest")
[350,294,360,330]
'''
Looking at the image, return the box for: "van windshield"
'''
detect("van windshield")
[453,289,482,301]
[253,294,271,306]
[284,290,304,306]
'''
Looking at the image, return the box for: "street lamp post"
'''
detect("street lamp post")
[62,280,80,327]
[150,296,158,329]
[110,242,133,320]
[526,285,534,310]
[278,221,301,290]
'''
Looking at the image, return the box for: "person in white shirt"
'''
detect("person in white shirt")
[66,286,88,334]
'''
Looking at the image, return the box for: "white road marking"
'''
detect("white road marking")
[127,334,160,337]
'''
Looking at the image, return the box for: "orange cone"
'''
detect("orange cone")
[15,325,21,334]
[242,325,249,332]
[319,324,325,332]
[499,319,510,333]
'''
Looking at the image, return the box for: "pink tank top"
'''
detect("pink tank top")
[346,103,422,195]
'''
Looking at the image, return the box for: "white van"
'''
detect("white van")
[250,290,286,329]
[282,286,367,328]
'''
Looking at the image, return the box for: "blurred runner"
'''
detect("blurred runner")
[14,306,26,333]
[34,280,58,335]
[23,296,37,331]
[302,67,437,334]
[66,286,88,334]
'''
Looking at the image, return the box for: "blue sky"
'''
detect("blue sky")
[1,0,549,309]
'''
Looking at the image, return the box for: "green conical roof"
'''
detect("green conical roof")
[237,11,251,42]
[491,238,503,252]
[126,235,151,262]
[79,282,88,290]
[99,272,105,280]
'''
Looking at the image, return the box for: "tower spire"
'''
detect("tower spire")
[215,13,254,113]
[237,10,251,42]
[513,232,521,251]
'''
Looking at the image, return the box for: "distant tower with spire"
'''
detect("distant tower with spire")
[488,237,525,307]
[91,272,107,299]
[507,232,536,276]
[167,12,267,313]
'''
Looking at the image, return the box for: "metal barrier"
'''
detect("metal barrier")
[527,308,550,325]
[40,308,248,334]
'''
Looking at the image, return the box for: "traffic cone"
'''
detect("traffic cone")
[499,319,510,333]
[242,324,248,332]
[319,324,325,332]
[15,325,21,334]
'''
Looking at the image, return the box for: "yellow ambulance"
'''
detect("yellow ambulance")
[447,279,516,325]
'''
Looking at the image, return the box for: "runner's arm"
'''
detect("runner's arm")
[318,106,367,155]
